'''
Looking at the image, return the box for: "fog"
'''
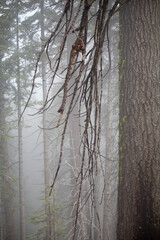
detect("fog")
[1,0,119,239]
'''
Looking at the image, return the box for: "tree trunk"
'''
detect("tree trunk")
[67,32,86,239]
[2,143,16,240]
[40,0,51,239]
[69,107,84,239]
[16,3,26,239]
[0,40,15,240]
[103,11,119,239]
[117,1,160,239]
[93,172,102,240]
[103,76,115,240]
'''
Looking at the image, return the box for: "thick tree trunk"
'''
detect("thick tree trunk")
[117,1,160,240]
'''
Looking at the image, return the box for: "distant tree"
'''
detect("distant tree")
[40,0,51,238]
[22,1,130,239]
[21,0,62,238]
[117,1,160,239]
[0,1,16,239]
[15,1,26,239]
[1,0,40,238]
[103,18,119,240]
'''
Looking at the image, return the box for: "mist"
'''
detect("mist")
[1,1,160,240]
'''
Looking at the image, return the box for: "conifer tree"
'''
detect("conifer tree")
[117,1,160,239]
[0,1,16,239]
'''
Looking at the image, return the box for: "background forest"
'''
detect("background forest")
[0,0,160,240]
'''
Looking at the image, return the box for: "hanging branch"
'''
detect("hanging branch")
[22,0,130,238]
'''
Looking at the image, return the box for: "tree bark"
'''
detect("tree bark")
[117,1,160,239]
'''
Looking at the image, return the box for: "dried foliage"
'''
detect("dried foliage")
[22,0,129,239]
